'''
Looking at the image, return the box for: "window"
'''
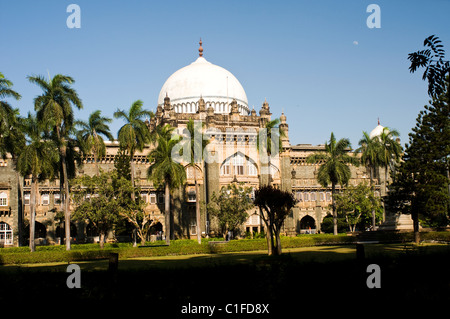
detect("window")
[247,160,257,176]
[319,192,325,201]
[24,193,30,205]
[310,192,316,202]
[190,221,197,235]
[149,193,157,204]
[221,154,257,177]
[141,193,148,203]
[220,163,230,175]
[0,193,7,206]
[187,190,196,202]
[304,193,309,202]
[158,193,164,204]
[233,154,244,175]
[326,192,331,202]
[54,193,61,205]
[0,222,13,245]
[41,193,49,206]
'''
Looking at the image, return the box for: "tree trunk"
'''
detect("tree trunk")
[332,183,337,235]
[99,232,105,249]
[273,227,282,256]
[265,227,273,256]
[412,210,420,244]
[369,166,376,230]
[130,152,138,247]
[61,150,71,251]
[29,177,37,252]
[94,152,99,177]
[194,167,201,244]
[165,181,171,245]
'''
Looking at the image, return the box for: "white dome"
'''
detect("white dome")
[157,56,249,115]
[369,124,386,139]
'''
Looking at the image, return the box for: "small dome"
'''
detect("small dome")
[369,119,389,140]
[157,53,249,115]
[369,124,384,139]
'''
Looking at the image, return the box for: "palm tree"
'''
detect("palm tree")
[76,110,114,176]
[16,114,59,252]
[147,124,186,245]
[256,118,286,185]
[307,132,359,235]
[357,131,383,229]
[0,72,22,158]
[379,127,402,194]
[114,100,154,197]
[186,119,209,244]
[28,74,83,251]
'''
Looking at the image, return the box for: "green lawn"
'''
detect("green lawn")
[2,243,448,272]
[1,242,449,314]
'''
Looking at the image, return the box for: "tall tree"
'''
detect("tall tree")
[394,35,450,242]
[185,119,209,244]
[307,132,359,235]
[28,74,83,251]
[334,183,382,232]
[256,118,286,185]
[254,185,295,256]
[388,76,450,242]
[114,100,154,197]
[356,131,383,229]
[378,127,402,194]
[114,100,153,246]
[72,172,121,248]
[207,183,253,240]
[147,124,186,245]
[76,110,114,176]
[0,72,23,158]
[16,114,59,252]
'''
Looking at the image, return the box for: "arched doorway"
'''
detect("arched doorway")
[299,215,316,234]
[150,222,163,241]
[55,222,78,244]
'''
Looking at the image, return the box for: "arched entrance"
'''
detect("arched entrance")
[55,222,78,244]
[299,215,316,234]
[150,222,163,241]
[24,221,48,245]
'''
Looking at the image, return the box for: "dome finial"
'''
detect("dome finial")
[199,38,203,57]
[378,117,380,125]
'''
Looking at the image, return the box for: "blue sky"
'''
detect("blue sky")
[1,0,449,148]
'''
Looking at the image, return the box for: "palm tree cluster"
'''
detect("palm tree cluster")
[307,129,402,234]
[0,72,189,251]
